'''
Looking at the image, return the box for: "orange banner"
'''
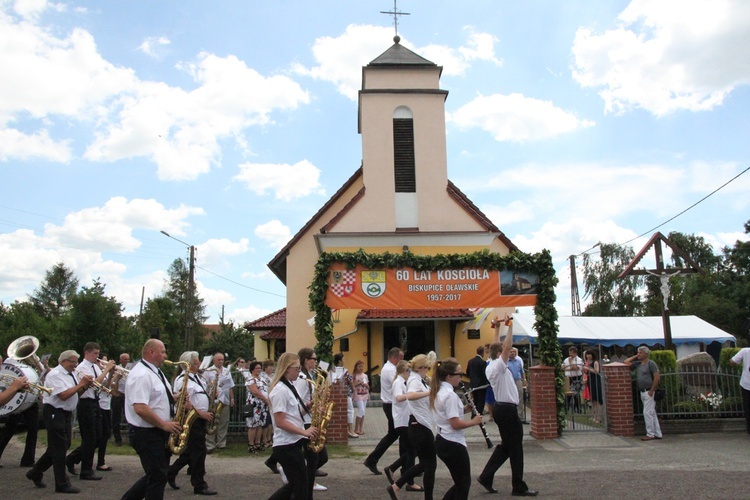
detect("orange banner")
[326,264,539,310]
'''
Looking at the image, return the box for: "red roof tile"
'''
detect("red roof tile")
[259,329,286,340]
[244,308,286,330]
[357,309,475,320]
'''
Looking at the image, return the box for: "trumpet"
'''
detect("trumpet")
[98,359,129,379]
[74,369,112,395]
[0,373,53,396]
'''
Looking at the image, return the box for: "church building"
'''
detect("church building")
[260,37,521,373]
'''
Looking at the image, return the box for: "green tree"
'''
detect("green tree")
[164,258,206,351]
[64,279,124,355]
[28,262,79,318]
[0,301,55,357]
[582,243,644,316]
[140,296,185,357]
[200,320,253,361]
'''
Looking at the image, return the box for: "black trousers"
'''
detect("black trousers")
[396,420,436,498]
[742,387,750,434]
[479,403,529,494]
[67,397,101,475]
[386,426,415,485]
[435,435,472,500]
[366,402,404,465]
[168,419,208,490]
[111,393,125,443]
[29,404,72,489]
[97,408,112,467]
[121,426,170,500]
[471,388,487,417]
[268,440,309,500]
[0,402,39,465]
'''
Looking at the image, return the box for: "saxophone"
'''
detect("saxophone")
[204,367,221,436]
[163,360,199,455]
[306,368,335,453]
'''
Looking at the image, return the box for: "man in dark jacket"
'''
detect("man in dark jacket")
[466,345,489,415]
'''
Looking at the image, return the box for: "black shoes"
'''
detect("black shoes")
[364,461,382,475]
[264,458,279,474]
[56,485,81,494]
[512,489,539,497]
[168,477,180,490]
[26,469,46,488]
[477,476,498,494]
[315,469,328,477]
[384,467,395,485]
[194,487,218,495]
[65,460,77,475]
[79,473,102,481]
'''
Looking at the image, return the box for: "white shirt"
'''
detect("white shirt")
[117,365,129,395]
[486,357,519,405]
[43,365,79,412]
[406,372,432,428]
[98,377,112,410]
[732,348,750,391]
[433,381,466,446]
[77,358,100,400]
[203,366,235,405]
[563,356,583,378]
[391,375,409,428]
[270,381,306,447]
[175,372,210,412]
[125,359,173,427]
[380,360,397,404]
[293,371,313,424]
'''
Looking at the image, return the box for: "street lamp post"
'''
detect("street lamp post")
[161,231,196,350]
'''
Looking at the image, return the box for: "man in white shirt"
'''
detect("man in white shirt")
[121,339,182,500]
[111,352,130,446]
[477,315,538,497]
[562,346,584,413]
[204,352,235,452]
[364,346,404,475]
[26,350,92,494]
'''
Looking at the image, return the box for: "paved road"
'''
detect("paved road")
[1,412,748,499]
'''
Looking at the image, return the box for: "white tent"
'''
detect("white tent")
[511,315,735,347]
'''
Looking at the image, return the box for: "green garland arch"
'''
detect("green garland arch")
[308,248,565,435]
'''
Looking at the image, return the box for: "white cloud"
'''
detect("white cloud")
[0,127,72,161]
[449,93,595,142]
[138,36,171,59]
[482,200,535,228]
[254,220,291,250]
[233,159,325,201]
[572,0,750,116]
[197,238,250,268]
[294,24,502,100]
[226,304,276,325]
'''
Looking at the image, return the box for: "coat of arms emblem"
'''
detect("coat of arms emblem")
[330,270,356,298]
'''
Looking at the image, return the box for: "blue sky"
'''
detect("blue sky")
[1,0,749,324]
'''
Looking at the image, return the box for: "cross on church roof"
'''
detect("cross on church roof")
[380,0,410,41]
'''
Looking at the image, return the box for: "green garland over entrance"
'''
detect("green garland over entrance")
[308,248,565,435]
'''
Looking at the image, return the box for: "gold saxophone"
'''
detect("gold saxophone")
[164,360,199,455]
[306,368,335,453]
[204,367,221,436]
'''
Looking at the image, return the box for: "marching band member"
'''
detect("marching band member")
[0,373,28,407]
[26,350,93,494]
[95,354,115,472]
[111,352,131,446]
[431,357,483,500]
[477,315,539,497]
[294,348,328,492]
[66,342,114,481]
[121,339,181,500]
[167,351,217,495]
[268,352,317,500]
[204,352,235,453]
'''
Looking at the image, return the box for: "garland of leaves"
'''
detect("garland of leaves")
[309,248,565,435]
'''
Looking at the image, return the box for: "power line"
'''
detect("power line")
[196,265,286,299]
[577,163,750,257]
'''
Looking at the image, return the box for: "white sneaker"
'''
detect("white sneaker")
[313,483,328,491]
[279,466,288,485]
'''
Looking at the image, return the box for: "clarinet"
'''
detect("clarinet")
[459,381,493,448]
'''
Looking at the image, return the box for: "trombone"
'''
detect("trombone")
[98,358,129,379]
[0,373,52,396]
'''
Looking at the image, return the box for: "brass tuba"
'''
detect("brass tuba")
[306,368,335,453]
[7,335,44,375]
[163,360,199,455]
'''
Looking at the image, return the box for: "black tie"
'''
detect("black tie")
[92,365,100,400]
[158,369,176,418]
[69,372,78,385]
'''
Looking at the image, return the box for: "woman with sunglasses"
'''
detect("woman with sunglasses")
[268,353,317,500]
[431,357,483,500]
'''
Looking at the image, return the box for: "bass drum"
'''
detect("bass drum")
[0,360,40,416]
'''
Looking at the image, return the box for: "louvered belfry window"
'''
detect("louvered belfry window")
[393,118,416,193]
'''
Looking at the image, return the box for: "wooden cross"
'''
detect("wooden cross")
[380,0,410,37]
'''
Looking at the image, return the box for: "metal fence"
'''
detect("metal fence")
[633,367,743,419]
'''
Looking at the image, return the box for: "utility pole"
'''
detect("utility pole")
[187,244,195,350]
[569,255,581,316]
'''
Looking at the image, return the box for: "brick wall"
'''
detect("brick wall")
[326,377,348,445]
[602,362,634,437]
[529,365,559,439]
